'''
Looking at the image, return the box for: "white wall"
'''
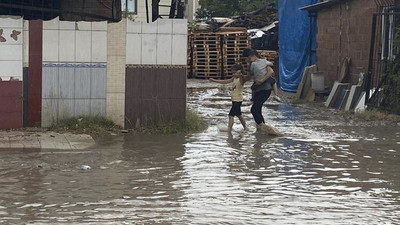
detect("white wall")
[126,19,187,65]
[0,16,23,81]
[42,17,108,127]
[42,17,107,63]
[23,20,29,68]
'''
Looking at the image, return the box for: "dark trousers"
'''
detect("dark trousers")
[251,90,271,124]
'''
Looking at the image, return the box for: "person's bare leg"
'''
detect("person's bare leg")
[238,115,247,131]
[273,83,278,95]
[228,116,234,132]
[273,83,282,102]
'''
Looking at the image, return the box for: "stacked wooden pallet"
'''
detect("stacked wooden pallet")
[257,50,278,66]
[188,31,252,79]
[191,33,222,79]
[221,32,251,78]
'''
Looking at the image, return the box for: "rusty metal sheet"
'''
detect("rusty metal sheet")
[124,66,186,129]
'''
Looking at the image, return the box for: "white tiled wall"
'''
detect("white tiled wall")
[59,30,75,62]
[75,31,92,62]
[92,31,107,62]
[172,34,188,65]
[41,18,108,127]
[157,34,172,65]
[0,17,23,80]
[42,17,107,63]
[126,19,188,65]
[23,20,29,67]
[126,33,142,64]
[0,16,23,29]
[141,34,157,64]
[42,30,59,62]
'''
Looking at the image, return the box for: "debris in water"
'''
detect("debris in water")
[80,165,91,170]
[217,123,229,132]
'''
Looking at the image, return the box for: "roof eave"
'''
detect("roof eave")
[299,0,346,12]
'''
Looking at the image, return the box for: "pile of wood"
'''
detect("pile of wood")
[188,31,251,79]
[257,50,278,66]
[222,5,278,29]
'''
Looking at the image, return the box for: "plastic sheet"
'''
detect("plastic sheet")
[278,0,317,92]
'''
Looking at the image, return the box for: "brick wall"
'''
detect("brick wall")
[316,0,377,87]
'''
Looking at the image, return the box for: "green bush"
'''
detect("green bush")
[381,61,400,114]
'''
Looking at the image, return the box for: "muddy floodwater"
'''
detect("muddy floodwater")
[1,80,400,224]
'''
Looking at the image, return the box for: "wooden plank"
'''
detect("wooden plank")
[338,57,350,83]
[296,65,316,99]
[305,88,315,102]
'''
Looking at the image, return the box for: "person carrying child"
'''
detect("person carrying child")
[210,64,247,132]
[242,48,281,135]
[251,72,280,102]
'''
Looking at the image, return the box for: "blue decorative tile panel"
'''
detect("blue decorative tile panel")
[43,62,107,68]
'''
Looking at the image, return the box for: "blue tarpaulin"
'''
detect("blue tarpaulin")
[278,0,317,92]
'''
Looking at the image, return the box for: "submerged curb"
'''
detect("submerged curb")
[0,131,95,150]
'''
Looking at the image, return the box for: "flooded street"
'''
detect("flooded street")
[1,80,400,224]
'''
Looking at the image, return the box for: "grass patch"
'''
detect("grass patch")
[49,110,207,136]
[131,110,208,134]
[356,109,400,121]
[49,116,122,136]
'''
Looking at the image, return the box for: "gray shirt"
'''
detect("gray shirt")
[250,58,273,92]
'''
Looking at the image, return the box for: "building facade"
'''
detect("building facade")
[0,17,187,129]
[312,0,377,87]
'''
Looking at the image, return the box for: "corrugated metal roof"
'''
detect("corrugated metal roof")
[299,0,346,12]
[0,0,121,22]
